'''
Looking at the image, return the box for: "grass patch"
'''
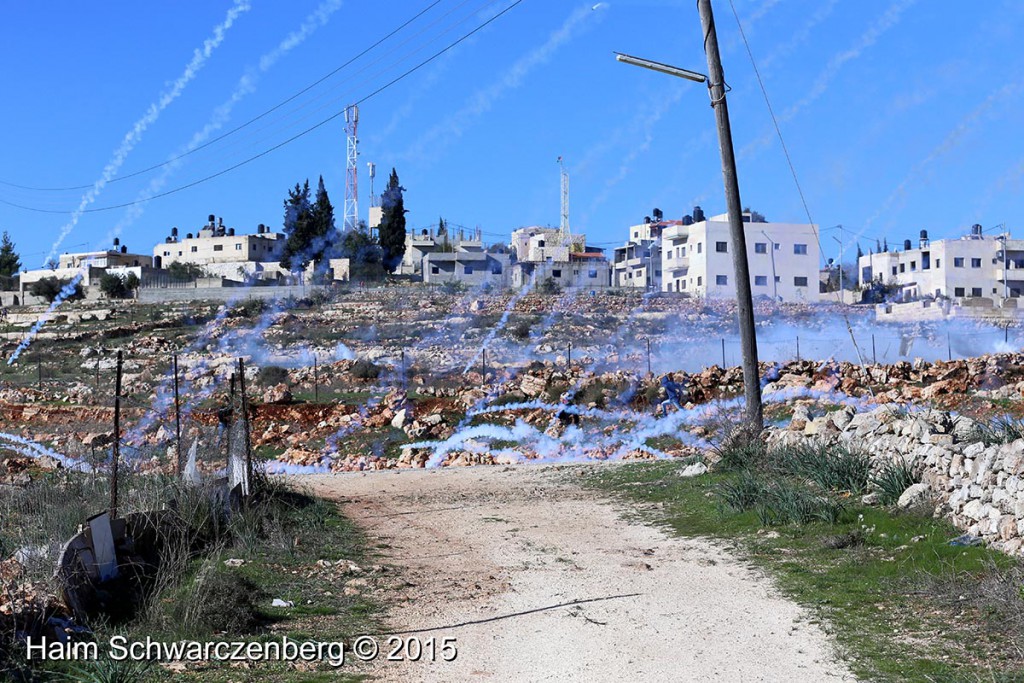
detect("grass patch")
[585,461,1024,682]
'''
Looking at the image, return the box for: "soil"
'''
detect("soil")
[304,463,856,682]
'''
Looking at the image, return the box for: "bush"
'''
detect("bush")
[870,458,919,505]
[257,366,290,386]
[715,439,770,473]
[717,470,769,512]
[229,298,268,319]
[180,567,264,635]
[968,416,1024,446]
[774,443,872,494]
[29,276,84,303]
[756,479,845,526]
[99,272,139,299]
[351,359,381,380]
[509,319,533,341]
[440,280,466,295]
[538,277,561,295]
[166,262,206,281]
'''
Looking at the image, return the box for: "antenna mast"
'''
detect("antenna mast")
[558,156,570,245]
[344,105,359,232]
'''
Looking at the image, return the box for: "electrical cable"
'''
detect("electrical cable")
[0,0,449,193]
[0,0,525,216]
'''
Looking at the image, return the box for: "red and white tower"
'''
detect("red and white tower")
[343,105,359,232]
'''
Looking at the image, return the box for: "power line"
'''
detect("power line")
[0,0,461,194]
[0,0,524,216]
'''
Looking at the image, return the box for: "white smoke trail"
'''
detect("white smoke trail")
[854,79,1024,241]
[463,272,537,373]
[43,0,251,265]
[6,273,86,364]
[739,0,918,159]
[0,431,92,473]
[400,3,605,162]
[13,0,339,363]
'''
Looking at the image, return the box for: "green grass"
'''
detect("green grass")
[586,461,1024,682]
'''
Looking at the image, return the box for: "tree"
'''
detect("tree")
[29,276,83,303]
[0,232,21,278]
[280,180,314,271]
[281,177,341,272]
[378,168,407,272]
[339,222,384,279]
[882,238,889,253]
[167,262,206,281]
[99,272,139,299]
[856,243,864,260]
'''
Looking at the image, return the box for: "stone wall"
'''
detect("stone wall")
[768,405,1024,557]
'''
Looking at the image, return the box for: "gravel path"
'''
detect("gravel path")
[304,463,856,682]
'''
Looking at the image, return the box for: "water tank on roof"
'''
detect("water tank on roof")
[652,208,663,222]
[171,227,178,238]
[121,245,127,254]
[903,239,912,251]
[208,214,215,224]
[682,215,693,226]
[692,206,705,222]
[228,228,235,236]
[972,223,983,237]
[113,237,120,246]
[644,216,651,224]
[186,233,193,239]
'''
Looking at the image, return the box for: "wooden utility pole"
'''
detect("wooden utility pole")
[697,0,762,433]
[238,358,252,493]
[109,350,123,518]
[173,353,182,476]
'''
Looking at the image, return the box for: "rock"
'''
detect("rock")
[861,492,879,506]
[223,558,245,568]
[271,598,294,608]
[520,374,547,398]
[391,409,407,429]
[263,383,292,404]
[82,432,113,448]
[897,483,932,510]
[678,462,708,478]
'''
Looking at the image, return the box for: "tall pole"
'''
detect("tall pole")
[110,350,123,518]
[173,353,182,476]
[238,358,252,495]
[313,354,319,403]
[698,0,762,432]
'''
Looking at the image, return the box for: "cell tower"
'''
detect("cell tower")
[367,162,377,207]
[557,155,570,244]
[343,105,359,232]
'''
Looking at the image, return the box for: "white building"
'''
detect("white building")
[661,210,820,302]
[152,215,294,282]
[508,226,610,289]
[18,240,154,303]
[612,211,679,289]
[395,225,484,277]
[858,224,1023,301]
[423,251,510,287]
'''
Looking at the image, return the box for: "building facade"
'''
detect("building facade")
[661,210,820,302]
[395,226,485,277]
[858,225,1023,301]
[153,215,284,269]
[423,251,510,287]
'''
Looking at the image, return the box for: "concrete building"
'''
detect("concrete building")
[423,251,510,287]
[152,215,291,283]
[18,240,154,303]
[395,226,484,277]
[507,226,610,290]
[611,211,681,289]
[661,209,820,303]
[857,225,1024,302]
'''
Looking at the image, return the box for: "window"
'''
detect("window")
[910,261,916,271]
[681,280,687,289]
[971,258,982,268]
[892,266,897,276]
[431,266,439,274]
[794,244,808,255]
[697,276,703,286]
[972,287,982,297]
[538,240,546,248]
[716,241,728,253]
[716,275,727,285]
[794,276,808,287]
[491,266,502,275]
[954,287,964,296]
[774,243,780,250]
[954,257,964,267]
[655,270,661,276]
[681,247,686,257]
[552,269,562,278]
[235,243,243,251]
[935,259,940,268]
[754,275,767,286]
[213,245,223,252]
[464,266,473,275]
[163,251,170,256]
[697,243,702,254]
[588,269,597,278]
[755,242,767,254]
[899,264,905,273]
[190,246,198,253]
[775,276,780,283]
[177,251,182,257]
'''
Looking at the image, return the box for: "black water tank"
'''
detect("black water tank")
[644,216,651,224]
[972,224,983,236]
[121,245,127,254]
[920,229,928,240]
[904,239,912,250]
[208,214,216,223]
[682,215,693,226]
[187,233,193,239]
[652,208,663,222]
[171,226,178,237]
[228,228,235,236]
[693,206,705,222]
[113,237,120,246]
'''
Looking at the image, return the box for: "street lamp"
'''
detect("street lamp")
[615,0,763,434]
[760,231,778,301]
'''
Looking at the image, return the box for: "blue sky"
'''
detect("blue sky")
[1,0,1023,269]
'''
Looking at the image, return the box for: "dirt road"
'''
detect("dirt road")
[304,463,855,682]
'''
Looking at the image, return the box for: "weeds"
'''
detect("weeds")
[968,416,1024,446]
[776,443,872,494]
[871,458,920,505]
[70,657,153,683]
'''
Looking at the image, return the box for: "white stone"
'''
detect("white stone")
[678,463,708,478]
[897,483,932,510]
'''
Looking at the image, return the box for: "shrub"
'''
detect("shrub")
[870,458,920,505]
[968,416,1024,446]
[440,281,466,295]
[774,443,872,494]
[715,439,770,473]
[180,567,264,635]
[257,366,290,386]
[29,276,84,303]
[99,272,139,299]
[509,319,533,341]
[756,479,845,526]
[351,359,381,380]
[538,277,561,295]
[229,298,268,319]
[717,470,769,512]
[166,262,206,281]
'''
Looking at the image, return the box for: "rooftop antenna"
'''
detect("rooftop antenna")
[366,161,377,239]
[557,156,570,246]
[344,105,359,232]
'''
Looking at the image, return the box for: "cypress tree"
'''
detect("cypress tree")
[378,168,407,272]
